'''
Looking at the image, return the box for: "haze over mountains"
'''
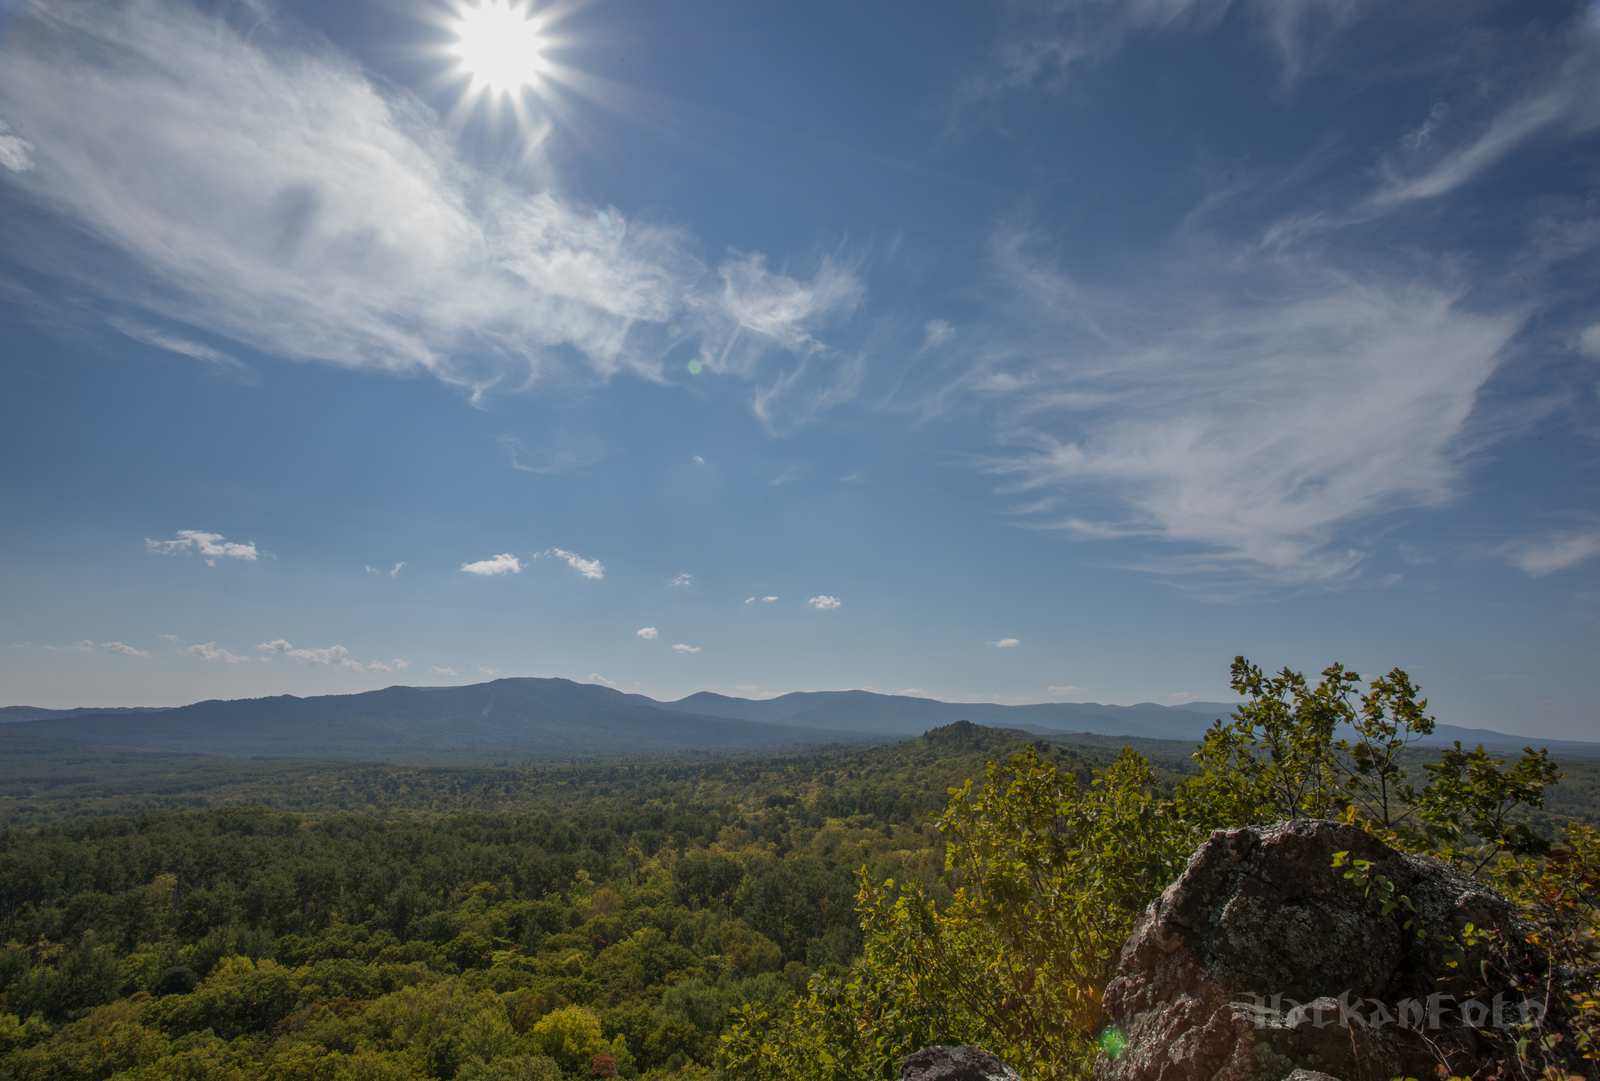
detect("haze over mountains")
[2,678,1595,759]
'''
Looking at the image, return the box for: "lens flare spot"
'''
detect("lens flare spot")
[667,324,681,337]
[1098,1027,1127,1059]
[687,359,702,375]
[597,210,612,228]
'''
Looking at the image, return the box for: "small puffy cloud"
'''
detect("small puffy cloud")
[900,688,926,696]
[1049,685,1086,695]
[479,666,500,676]
[693,456,706,465]
[807,595,841,610]
[548,548,604,580]
[461,553,521,576]
[101,641,151,657]
[160,634,181,642]
[1511,531,1600,576]
[672,643,701,654]
[256,639,350,665]
[589,672,617,687]
[1168,691,1194,703]
[991,638,1021,648]
[762,595,778,602]
[671,573,692,587]
[636,627,659,639]
[365,658,409,673]
[429,666,458,677]
[147,530,257,562]
[0,120,34,173]
[744,597,755,604]
[366,563,405,577]
[186,641,249,663]
[45,640,96,652]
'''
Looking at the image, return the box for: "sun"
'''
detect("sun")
[448,0,549,97]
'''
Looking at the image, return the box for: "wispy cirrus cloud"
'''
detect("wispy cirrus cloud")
[1508,530,1600,577]
[0,0,867,421]
[461,553,521,576]
[147,530,258,564]
[990,638,1021,648]
[969,234,1519,586]
[670,573,692,587]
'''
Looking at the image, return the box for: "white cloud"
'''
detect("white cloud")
[160,634,181,642]
[636,627,659,639]
[479,666,500,676]
[147,530,258,562]
[0,0,865,424]
[762,595,778,602]
[735,684,759,692]
[991,638,1021,648]
[978,237,1520,585]
[807,595,842,610]
[256,639,350,665]
[1371,49,1600,208]
[1581,323,1600,358]
[367,562,405,577]
[546,548,604,580]
[365,658,409,673]
[1510,531,1600,577]
[1168,691,1194,703]
[101,641,151,657]
[185,641,249,663]
[111,318,254,380]
[900,688,926,696]
[429,666,459,677]
[744,597,755,604]
[922,319,955,350]
[670,573,692,586]
[461,553,521,576]
[1049,685,1086,695]
[692,455,705,465]
[45,640,95,652]
[0,118,34,172]
[672,643,702,654]
[589,672,617,687]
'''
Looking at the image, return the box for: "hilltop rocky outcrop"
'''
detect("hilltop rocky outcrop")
[1088,819,1543,1081]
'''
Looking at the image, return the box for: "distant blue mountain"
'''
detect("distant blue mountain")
[5,681,1594,759]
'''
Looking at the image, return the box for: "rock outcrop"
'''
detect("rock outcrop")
[1091,820,1540,1081]
[901,1046,1023,1081]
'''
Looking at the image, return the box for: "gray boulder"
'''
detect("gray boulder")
[901,1046,1022,1081]
[1091,820,1540,1081]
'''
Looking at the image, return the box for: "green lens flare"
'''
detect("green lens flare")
[687,358,702,374]
[1098,1027,1127,1059]
[667,324,681,337]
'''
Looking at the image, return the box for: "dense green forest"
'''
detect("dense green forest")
[1,662,1597,1081]
[0,723,1122,1081]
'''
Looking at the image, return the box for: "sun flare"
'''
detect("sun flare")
[449,0,548,96]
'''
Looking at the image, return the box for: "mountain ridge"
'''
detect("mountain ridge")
[5,679,1595,758]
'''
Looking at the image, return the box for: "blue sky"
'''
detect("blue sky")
[2,0,1598,739]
